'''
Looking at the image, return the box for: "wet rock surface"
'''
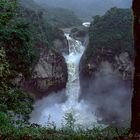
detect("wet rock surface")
[53,30,69,54]
[22,46,68,99]
[53,38,69,54]
[70,26,89,46]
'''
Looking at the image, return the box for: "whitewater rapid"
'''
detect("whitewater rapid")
[30,29,97,128]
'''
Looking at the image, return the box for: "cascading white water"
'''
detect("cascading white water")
[82,22,91,27]
[62,34,97,127]
[30,31,97,128]
[64,34,85,104]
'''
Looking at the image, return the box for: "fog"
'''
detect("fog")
[34,0,132,19]
[30,62,132,128]
[80,62,132,126]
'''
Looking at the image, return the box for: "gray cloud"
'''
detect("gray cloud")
[34,0,132,19]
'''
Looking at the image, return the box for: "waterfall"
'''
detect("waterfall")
[82,22,91,27]
[62,34,96,127]
[64,34,84,103]
[30,31,97,128]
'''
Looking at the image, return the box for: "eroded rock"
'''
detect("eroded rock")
[22,46,68,99]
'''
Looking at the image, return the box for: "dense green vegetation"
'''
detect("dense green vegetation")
[89,7,132,54]
[82,7,133,71]
[0,0,34,124]
[20,0,82,28]
[0,0,16,26]
[0,0,69,124]
[16,0,80,48]
[0,19,36,77]
[0,122,128,140]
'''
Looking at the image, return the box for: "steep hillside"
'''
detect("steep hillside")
[14,2,69,99]
[79,7,133,126]
[19,0,81,28]
[80,7,133,80]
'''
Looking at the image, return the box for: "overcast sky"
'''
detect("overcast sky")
[34,0,132,19]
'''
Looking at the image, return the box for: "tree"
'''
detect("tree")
[131,0,140,135]
[0,0,37,78]
[0,48,34,121]
[0,20,36,77]
[0,0,16,26]
[0,0,34,122]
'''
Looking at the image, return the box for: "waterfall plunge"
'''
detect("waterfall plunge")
[30,34,97,128]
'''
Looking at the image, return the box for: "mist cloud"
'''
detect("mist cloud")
[80,62,132,126]
[34,0,132,19]
[30,62,132,128]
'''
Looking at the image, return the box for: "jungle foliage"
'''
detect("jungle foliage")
[0,0,34,131]
[85,7,133,65]
[19,0,82,28]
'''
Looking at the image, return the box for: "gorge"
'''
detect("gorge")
[30,23,98,128]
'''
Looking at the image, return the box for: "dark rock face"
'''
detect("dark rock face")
[80,51,134,81]
[53,28,69,54]
[22,46,68,99]
[70,27,89,46]
[52,28,69,54]
[53,38,69,54]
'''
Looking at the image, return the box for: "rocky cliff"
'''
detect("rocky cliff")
[53,29,69,54]
[70,26,89,46]
[21,45,68,99]
[14,3,69,99]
